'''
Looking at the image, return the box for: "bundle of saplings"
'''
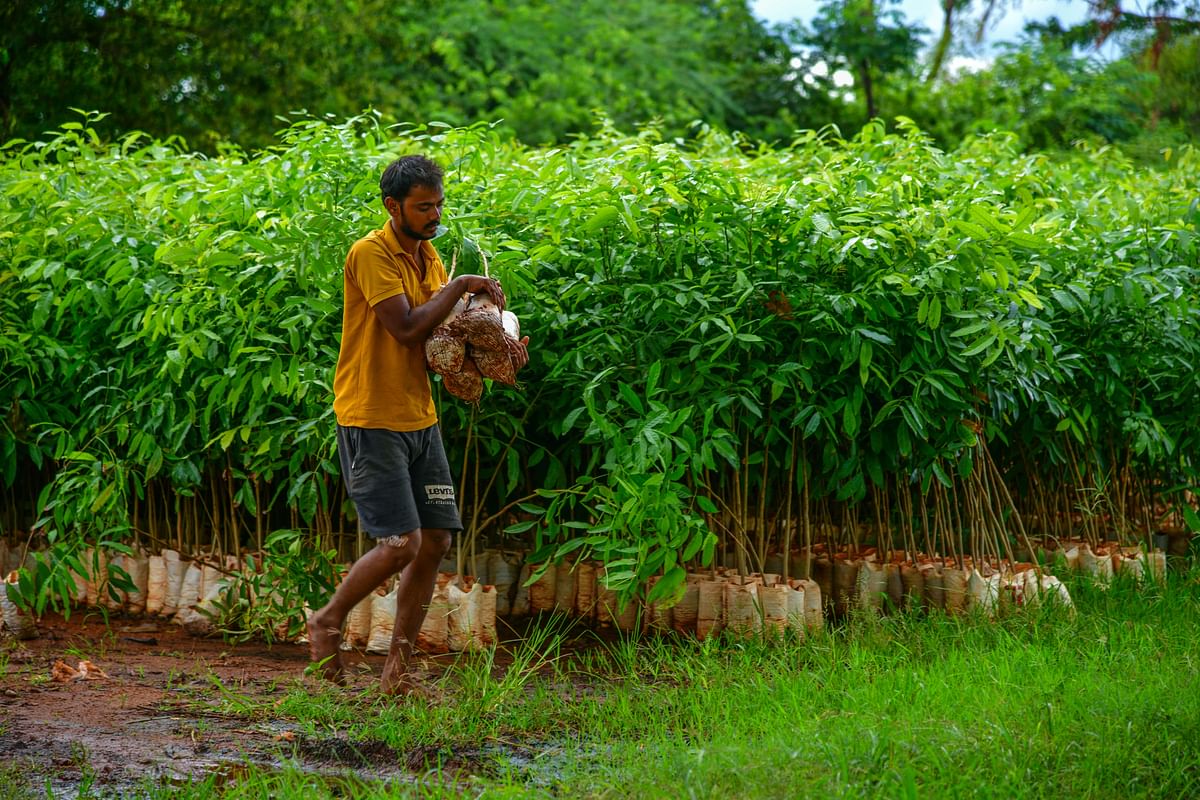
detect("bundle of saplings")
[425,252,524,401]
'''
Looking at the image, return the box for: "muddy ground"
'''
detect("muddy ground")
[0,612,544,795]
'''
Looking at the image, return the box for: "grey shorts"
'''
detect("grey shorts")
[337,424,463,538]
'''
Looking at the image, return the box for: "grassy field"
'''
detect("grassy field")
[7,569,1199,799]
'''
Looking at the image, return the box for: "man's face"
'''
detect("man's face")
[390,183,444,242]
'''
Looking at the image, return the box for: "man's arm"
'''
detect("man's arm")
[372,274,504,347]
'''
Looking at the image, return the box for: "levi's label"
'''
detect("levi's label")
[425,484,456,503]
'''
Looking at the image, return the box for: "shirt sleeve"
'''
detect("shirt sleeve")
[346,237,411,307]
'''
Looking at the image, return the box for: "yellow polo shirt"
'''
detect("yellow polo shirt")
[333,221,448,431]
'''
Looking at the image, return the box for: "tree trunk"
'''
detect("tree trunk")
[860,0,879,119]
[927,0,957,83]
[859,60,877,119]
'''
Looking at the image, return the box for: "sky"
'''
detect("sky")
[751,0,1093,55]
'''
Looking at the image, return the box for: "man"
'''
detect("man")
[307,154,529,695]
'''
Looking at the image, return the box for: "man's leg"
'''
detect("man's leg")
[307,535,419,683]
[380,528,452,695]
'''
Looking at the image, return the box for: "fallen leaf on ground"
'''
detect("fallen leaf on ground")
[50,659,109,683]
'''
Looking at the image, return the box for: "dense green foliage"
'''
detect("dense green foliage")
[908,36,1200,157]
[0,0,804,151]
[803,0,927,119]
[2,115,1197,609]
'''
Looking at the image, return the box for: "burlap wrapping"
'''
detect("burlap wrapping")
[163,550,186,615]
[833,557,860,615]
[528,563,556,613]
[798,578,823,630]
[922,564,945,610]
[425,299,521,402]
[856,560,887,612]
[724,579,762,638]
[488,550,522,616]
[146,555,167,615]
[510,562,533,616]
[812,556,833,613]
[346,590,377,649]
[126,550,150,614]
[885,563,904,610]
[760,582,789,635]
[696,578,724,639]
[785,581,806,637]
[553,561,578,613]
[942,567,968,615]
[367,588,398,654]
[671,575,701,635]
[900,563,925,611]
[417,576,451,654]
[574,561,597,620]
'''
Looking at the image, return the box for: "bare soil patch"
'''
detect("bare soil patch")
[0,611,495,794]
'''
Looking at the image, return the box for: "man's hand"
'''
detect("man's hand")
[461,275,505,311]
[507,335,530,370]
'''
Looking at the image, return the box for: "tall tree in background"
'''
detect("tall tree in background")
[1150,33,1200,129]
[925,0,1019,82]
[804,0,925,119]
[0,0,395,149]
[0,0,808,151]
[1081,0,1200,60]
[1029,0,1200,136]
[927,0,964,83]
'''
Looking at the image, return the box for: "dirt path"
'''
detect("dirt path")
[0,612,474,794]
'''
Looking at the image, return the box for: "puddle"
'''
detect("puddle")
[483,738,615,787]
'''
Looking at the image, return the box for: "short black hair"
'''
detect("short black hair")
[380,155,443,205]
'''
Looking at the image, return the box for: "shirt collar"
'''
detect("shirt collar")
[381,219,440,266]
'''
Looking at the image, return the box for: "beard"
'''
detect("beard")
[399,208,439,241]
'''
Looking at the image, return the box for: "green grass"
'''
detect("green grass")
[26,570,1200,798]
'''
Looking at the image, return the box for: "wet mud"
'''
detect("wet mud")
[0,612,516,794]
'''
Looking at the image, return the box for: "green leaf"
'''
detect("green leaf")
[857,328,893,346]
[931,461,952,488]
[927,296,942,329]
[1183,505,1200,534]
[90,482,116,514]
[560,406,587,433]
[951,320,990,339]
[803,411,823,438]
[647,566,686,605]
[953,219,989,240]
[968,203,1005,233]
[583,206,620,233]
[1008,231,1047,249]
[618,382,645,415]
[1017,287,1043,310]
[1050,289,1078,312]
[961,333,997,357]
[859,340,873,386]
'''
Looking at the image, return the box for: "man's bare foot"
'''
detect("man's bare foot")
[380,661,440,698]
[379,659,410,696]
[380,672,440,699]
[306,614,345,685]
